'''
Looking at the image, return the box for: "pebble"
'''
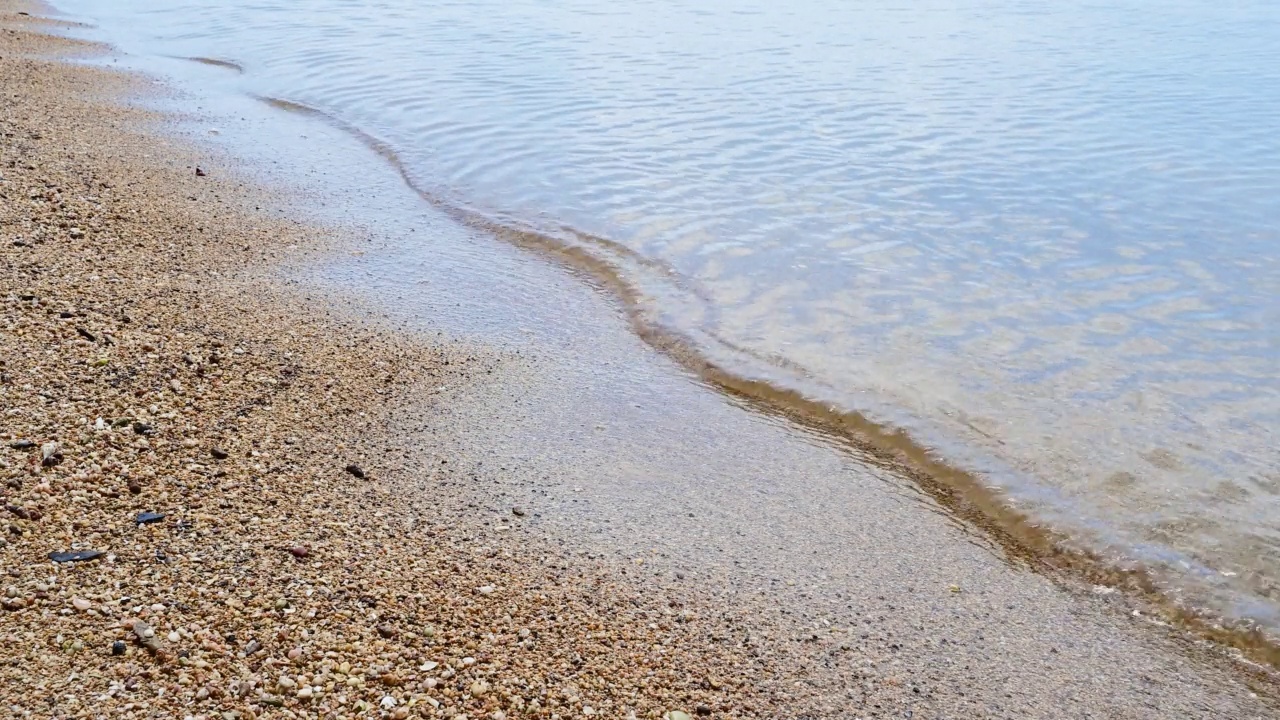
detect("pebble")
[111,640,126,656]
[210,447,229,460]
[71,597,91,611]
[344,463,366,479]
[48,550,104,563]
[40,441,61,466]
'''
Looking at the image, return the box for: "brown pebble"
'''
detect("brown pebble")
[210,447,229,460]
[344,464,366,479]
[376,624,396,639]
[288,545,309,558]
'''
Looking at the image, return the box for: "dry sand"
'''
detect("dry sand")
[2,6,1279,720]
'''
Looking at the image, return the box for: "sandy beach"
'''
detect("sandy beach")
[2,7,1279,720]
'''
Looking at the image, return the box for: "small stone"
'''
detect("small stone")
[168,631,181,643]
[49,550,104,563]
[127,480,143,495]
[665,713,693,720]
[40,442,61,466]
[69,227,84,238]
[136,512,165,525]
[391,708,409,720]
[696,705,712,716]
[111,640,126,656]
[244,639,262,655]
[195,167,207,177]
[288,647,303,661]
[7,440,35,450]
[132,620,162,653]
[344,464,366,479]
[132,422,153,436]
[478,585,495,595]
[380,672,403,687]
[511,507,526,517]
[376,624,396,639]
[72,597,91,611]
[210,447,229,460]
[469,680,490,697]
[288,545,309,559]
[297,686,314,700]
[169,379,183,394]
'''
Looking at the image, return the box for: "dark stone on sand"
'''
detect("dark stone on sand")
[289,546,309,558]
[127,480,143,495]
[7,440,35,450]
[135,512,165,525]
[195,167,206,177]
[76,327,96,342]
[512,506,526,517]
[111,640,126,656]
[210,447,229,460]
[6,505,30,520]
[377,624,396,639]
[132,422,153,436]
[49,550,104,563]
[344,464,366,479]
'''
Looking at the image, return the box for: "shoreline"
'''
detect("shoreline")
[4,6,1280,720]
[0,14,788,719]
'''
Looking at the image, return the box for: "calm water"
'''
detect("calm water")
[55,0,1280,632]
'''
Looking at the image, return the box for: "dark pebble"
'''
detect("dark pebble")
[210,447,229,460]
[132,422,153,436]
[7,440,35,450]
[195,167,206,177]
[697,706,712,716]
[76,327,96,342]
[377,624,396,639]
[344,464,366,479]
[49,550,104,563]
[135,512,165,525]
[127,481,142,495]
[288,546,309,559]
[512,507,526,517]
[111,640,126,656]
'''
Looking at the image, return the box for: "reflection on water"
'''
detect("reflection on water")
[55,0,1280,632]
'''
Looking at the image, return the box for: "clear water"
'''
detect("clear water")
[52,0,1280,633]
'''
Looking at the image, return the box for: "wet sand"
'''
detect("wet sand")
[1,7,1279,720]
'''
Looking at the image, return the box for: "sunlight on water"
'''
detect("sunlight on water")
[54,0,1280,631]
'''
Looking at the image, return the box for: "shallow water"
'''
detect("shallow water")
[51,0,1280,634]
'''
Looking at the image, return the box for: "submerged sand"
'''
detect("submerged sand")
[1,6,1278,720]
